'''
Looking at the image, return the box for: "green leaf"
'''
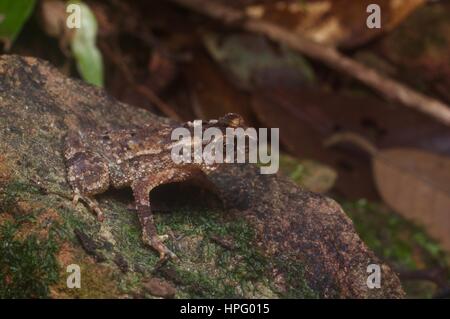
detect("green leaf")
[0,0,36,50]
[69,1,103,87]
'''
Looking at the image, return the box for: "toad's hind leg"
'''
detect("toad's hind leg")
[132,168,218,261]
[132,176,177,262]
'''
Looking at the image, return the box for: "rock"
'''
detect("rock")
[143,278,177,299]
[0,55,404,298]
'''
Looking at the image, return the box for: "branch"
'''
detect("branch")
[170,0,450,126]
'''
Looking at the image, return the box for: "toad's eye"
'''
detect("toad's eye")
[102,135,111,142]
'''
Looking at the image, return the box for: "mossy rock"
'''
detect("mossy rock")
[0,55,404,298]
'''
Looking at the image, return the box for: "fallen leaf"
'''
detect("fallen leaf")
[239,0,426,48]
[326,132,450,252]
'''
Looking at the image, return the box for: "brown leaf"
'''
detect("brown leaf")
[374,148,450,252]
[326,133,450,252]
[241,0,426,48]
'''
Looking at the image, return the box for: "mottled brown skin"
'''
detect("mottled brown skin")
[64,113,245,260]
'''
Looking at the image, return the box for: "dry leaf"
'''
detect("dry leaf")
[326,132,450,252]
[237,0,426,48]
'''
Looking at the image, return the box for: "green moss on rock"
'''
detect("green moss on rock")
[0,221,59,298]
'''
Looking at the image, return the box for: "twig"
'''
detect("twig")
[170,0,450,126]
[324,132,379,156]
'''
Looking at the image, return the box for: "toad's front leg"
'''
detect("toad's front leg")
[65,131,111,222]
[72,190,105,222]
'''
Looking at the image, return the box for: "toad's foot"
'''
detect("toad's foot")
[72,191,105,222]
[143,233,178,262]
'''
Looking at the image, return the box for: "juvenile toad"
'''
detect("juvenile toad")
[64,113,245,261]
